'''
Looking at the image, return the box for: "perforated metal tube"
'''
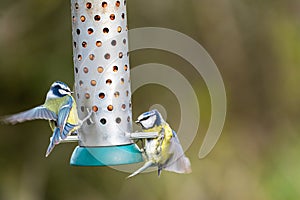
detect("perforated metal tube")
[70,0,142,166]
[71,0,131,146]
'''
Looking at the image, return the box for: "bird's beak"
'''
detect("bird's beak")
[70,91,74,94]
[135,120,140,124]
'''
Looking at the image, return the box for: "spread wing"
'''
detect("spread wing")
[57,96,73,134]
[163,130,192,174]
[1,105,57,125]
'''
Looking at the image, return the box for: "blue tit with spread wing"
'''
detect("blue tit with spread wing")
[127,109,192,178]
[1,81,85,157]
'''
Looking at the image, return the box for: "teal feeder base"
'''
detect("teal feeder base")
[70,144,143,166]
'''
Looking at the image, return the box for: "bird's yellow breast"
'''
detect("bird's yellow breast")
[44,96,79,125]
[144,123,173,164]
[67,101,79,125]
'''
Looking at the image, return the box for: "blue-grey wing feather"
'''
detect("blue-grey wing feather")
[61,123,76,139]
[46,127,60,157]
[57,97,73,131]
[1,106,57,125]
[163,130,192,173]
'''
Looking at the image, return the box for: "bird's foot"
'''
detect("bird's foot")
[80,108,94,125]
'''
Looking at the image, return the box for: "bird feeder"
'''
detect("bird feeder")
[69,0,143,166]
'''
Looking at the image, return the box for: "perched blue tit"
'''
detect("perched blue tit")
[1,81,85,157]
[128,109,192,178]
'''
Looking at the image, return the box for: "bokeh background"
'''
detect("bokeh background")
[0,0,300,199]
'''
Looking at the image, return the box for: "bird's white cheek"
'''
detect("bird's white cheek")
[46,91,56,99]
[141,119,154,129]
[59,89,68,95]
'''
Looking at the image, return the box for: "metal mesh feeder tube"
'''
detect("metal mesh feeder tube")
[70,0,142,166]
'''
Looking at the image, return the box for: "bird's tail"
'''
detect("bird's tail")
[46,127,60,157]
[127,161,153,179]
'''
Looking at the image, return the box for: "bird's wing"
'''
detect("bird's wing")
[46,127,60,157]
[163,130,192,174]
[57,96,73,133]
[1,105,57,125]
[127,161,154,179]
[61,123,77,140]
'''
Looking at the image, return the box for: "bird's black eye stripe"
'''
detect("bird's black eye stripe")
[141,116,150,121]
[59,87,70,93]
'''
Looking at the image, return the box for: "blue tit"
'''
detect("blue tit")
[1,81,89,157]
[127,109,192,178]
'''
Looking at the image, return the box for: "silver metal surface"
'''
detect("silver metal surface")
[51,136,79,143]
[125,132,159,139]
[71,0,132,146]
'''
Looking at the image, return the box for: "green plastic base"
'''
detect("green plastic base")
[70,144,143,166]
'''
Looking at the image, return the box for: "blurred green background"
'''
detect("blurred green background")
[0,0,300,199]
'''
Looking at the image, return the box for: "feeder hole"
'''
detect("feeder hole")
[111,40,117,46]
[89,54,95,60]
[117,26,122,33]
[113,66,118,72]
[86,2,92,9]
[99,92,105,99]
[114,91,120,97]
[97,66,104,73]
[83,67,89,73]
[82,41,87,48]
[80,15,86,22]
[124,64,128,71]
[116,117,121,124]
[85,93,90,99]
[91,80,97,86]
[110,14,115,20]
[92,106,98,112]
[106,79,112,85]
[116,1,120,7]
[94,15,101,21]
[103,28,109,33]
[96,41,102,47]
[87,119,92,125]
[100,118,107,125]
[104,53,110,60]
[88,28,94,35]
[107,105,113,111]
[102,2,108,8]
